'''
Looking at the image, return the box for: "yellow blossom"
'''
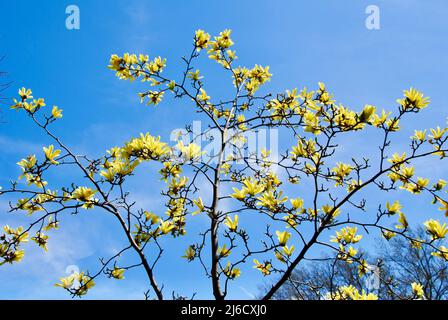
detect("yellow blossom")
[424,219,448,240]
[276,230,291,246]
[43,145,61,165]
[51,106,63,119]
[224,215,239,232]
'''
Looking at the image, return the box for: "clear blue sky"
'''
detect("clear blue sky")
[0,0,447,299]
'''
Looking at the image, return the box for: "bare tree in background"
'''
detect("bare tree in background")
[267,228,448,300]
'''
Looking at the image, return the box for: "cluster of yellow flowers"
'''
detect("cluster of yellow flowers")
[327,285,378,300]
[273,85,436,143]
[331,227,362,245]
[16,145,64,189]
[31,231,49,251]
[0,226,28,266]
[397,88,430,111]
[331,227,363,266]
[109,53,166,80]
[109,53,167,106]
[424,219,448,240]
[223,262,241,279]
[332,162,353,186]
[290,138,317,161]
[71,187,97,209]
[387,152,434,195]
[11,88,63,118]
[55,271,95,297]
[274,245,295,264]
[176,141,203,161]
[231,173,285,211]
[253,259,272,276]
[100,133,171,183]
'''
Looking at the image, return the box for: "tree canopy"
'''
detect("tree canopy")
[1,29,448,300]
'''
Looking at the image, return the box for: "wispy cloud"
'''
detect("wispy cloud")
[0,135,42,155]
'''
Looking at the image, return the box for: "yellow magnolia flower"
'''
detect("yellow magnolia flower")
[382,230,396,241]
[224,215,239,232]
[400,166,415,181]
[429,126,447,141]
[372,109,392,127]
[411,129,426,141]
[143,91,164,106]
[256,191,288,212]
[31,232,49,251]
[411,282,424,299]
[192,197,205,215]
[290,138,316,160]
[290,197,304,210]
[276,230,291,246]
[431,246,448,261]
[159,161,182,180]
[331,227,362,245]
[194,29,211,50]
[303,110,321,135]
[322,204,341,220]
[55,274,75,290]
[358,104,376,123]
[433,179,447,191]
[436,197,448,217]
[43,145,61,165]
[71,187,96,202]
[111,267,125,280]
[338,245,358,262]
[332,163,352,185]
[283,245,295,257]
[122,133,171,161]
[253,259,272,276]
[358,259,369,277]
[51,106,63,119]
[388,152,407,167]
[100,168,116,182]
[424,219,448,240]
[396,212,408,230]
[386,200,403,215]
[231,187,248,201]
[242,177,264,196]
[188,69,203,81]
[18,87,33,100]
[397,88,430,110]
[159,220,175,235]
[197,88,210,103]
[401,177,429,194]
[182,246,196,261]
[176,141,203,161]
[17,155,37,172]
[143,211,159,225]
[167,80,176,90]
[55,272,95,296]
[329,285,378,300]
[218,244,231,257]
[23,173,47,188]
[223,261,240,279]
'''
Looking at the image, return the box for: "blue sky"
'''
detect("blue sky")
[0,0,448,299]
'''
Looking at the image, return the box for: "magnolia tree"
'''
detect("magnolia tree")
[1,30,448,300]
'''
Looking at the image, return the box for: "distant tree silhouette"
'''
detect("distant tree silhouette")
[265,228,448,300]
